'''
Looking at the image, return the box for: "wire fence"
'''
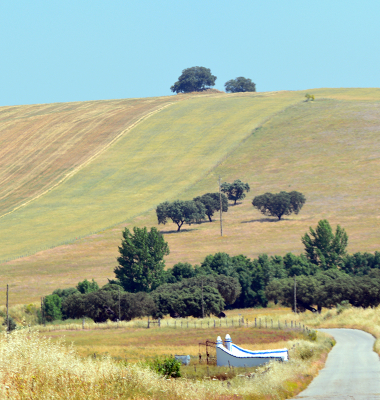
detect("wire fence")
[32,316,310,333]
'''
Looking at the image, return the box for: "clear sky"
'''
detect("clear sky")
[1,0,379,106]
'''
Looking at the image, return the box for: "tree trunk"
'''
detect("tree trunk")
[208,214,212,222]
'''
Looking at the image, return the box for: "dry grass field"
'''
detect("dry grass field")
[0,326,332,400]
[1,88,380,304]
[34,307,298,361]
[0,305,334,399]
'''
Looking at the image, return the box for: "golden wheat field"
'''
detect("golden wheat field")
[1,88,380,303]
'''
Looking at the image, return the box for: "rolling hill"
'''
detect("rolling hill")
[1,88,380,303]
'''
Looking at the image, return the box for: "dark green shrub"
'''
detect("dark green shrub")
[2,316,16,331]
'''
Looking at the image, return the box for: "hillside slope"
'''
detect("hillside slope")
[0,91,302,265]
[0,97,180,217]
[2,88,380,303]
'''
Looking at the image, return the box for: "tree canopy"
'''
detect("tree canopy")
[151,275,241,318]
[114,227,170,292]
[193,192,228,222]
[224,77,256,93]
[252,191,306,220]
[266,269,380,313]
[221,180,250,205]
[170,66,217,93]
[77,278,99,294]
[62,289,155,322]
[302,219,348,270]
[156,200,205,231]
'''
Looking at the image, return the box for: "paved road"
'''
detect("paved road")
[295,329,380,400]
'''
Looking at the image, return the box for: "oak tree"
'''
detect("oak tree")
[252,191,306,220]
[170,66,217,93]
[221,180,250,205]
[224,77,256,93]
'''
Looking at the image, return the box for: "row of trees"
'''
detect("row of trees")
[156,192,229,232]
[170,66,256,94]
[155,180,251,232]
[155,184,306,232]
[43,220,380,322]
[266,269,380,312]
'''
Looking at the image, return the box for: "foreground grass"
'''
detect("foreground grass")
[0,326,332,399]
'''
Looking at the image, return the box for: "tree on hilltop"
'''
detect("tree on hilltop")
[224,77,256,93]
[170,66,217,93]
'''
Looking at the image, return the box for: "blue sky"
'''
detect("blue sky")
[1,1,379,106]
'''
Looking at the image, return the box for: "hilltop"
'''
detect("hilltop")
[1,88,379,303]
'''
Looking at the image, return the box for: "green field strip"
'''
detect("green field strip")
[0,92,303,262]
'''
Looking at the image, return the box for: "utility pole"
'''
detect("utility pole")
[41,297,45,326]
[201,279,204,319]
[218,176,223,236]
[118,287,121,321]
[294,275,297,313]
[6,285,9,333]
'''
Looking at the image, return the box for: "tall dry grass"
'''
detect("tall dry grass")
[294,306,380,355]
[0,327,332,399]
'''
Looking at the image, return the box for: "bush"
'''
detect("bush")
[336,300,351,314]
[307,330,317,341]
[2,316,17,331]
[43,294,62,322]
[150,356,181,378]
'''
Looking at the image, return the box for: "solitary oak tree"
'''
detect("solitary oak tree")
[252,191,306,220]
[170,66,217,93]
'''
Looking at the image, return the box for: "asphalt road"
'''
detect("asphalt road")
[295,328,380,400]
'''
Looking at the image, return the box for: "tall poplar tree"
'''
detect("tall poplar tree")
[114,227,170,292]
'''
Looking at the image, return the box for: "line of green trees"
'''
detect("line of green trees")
[170,66,256,94]
[156,192,228,231]
[42,220,380,322]
[155,180,306,232]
